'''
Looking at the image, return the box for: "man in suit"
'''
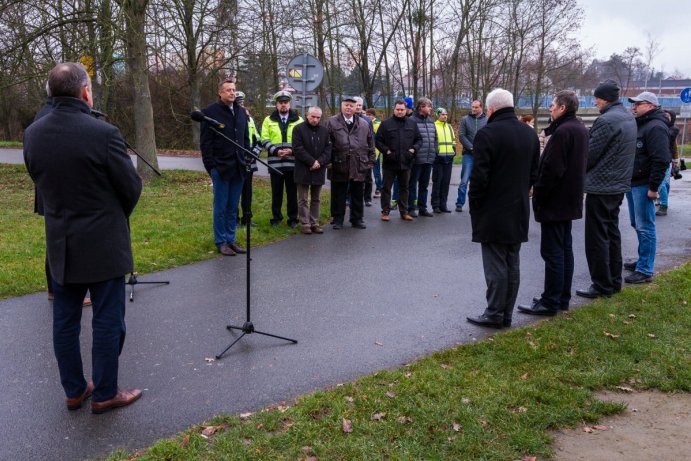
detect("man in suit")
[24,62,143,413]
[200,79,249,256]
[466,88,539,329]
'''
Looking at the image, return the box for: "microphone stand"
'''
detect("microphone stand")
[205,124,298,359]
[92,109,170,301]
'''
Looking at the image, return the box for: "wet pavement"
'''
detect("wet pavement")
[1,148,690,460]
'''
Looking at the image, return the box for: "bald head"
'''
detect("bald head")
[48,63,90,99]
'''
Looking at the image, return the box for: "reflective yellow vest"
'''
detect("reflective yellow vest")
[435,120,456,158]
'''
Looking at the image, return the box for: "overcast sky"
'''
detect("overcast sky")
[577,0,691,78]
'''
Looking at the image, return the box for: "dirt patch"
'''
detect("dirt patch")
[551,391,691,460]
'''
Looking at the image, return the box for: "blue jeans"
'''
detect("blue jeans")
[52,276,126,402]
[625,184,656,276]
[455,153,474,208]
[408,163,433,212]
[211,168,244,247]
[658,164,672,206]
[373,153,383,191]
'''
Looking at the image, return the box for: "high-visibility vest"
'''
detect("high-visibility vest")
[261,111,304,171]
[435,120,456,158]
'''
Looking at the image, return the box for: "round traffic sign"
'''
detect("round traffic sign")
[680,87,691,104]
[286,54,323,93]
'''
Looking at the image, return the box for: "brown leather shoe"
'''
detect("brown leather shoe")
[401,214,414,221]
[301,227,312,235]
[311,225,324,234]
[66,381,94,410]
[229,243,247,254]
[218,244,236,256]
[381,213,390,222]
[91,388,142,414]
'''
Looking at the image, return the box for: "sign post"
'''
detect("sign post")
[286,54,324,117]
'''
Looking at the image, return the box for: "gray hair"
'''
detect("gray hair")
[353,96,363,105]
[415,97,433,111]
[307,106,322,116]
[485,89,514,111]
[554,90,579,113]
[48,62,90,98]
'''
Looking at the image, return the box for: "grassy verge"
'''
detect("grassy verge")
[106,264,691,460]
[0,140,22,148]
[0,164,330,299]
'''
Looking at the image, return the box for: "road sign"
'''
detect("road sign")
[681,102,691,119]
[291,93,320,108]
[680,87,691,104]
[286,54,324,93]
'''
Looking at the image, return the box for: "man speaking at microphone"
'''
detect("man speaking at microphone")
[24,62,143,413]
[199,79,250,256]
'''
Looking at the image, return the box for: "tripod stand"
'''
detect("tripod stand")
[91,109,170,301]
[200,124,297,360]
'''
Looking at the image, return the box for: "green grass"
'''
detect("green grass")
[105,264,691,461]
[0,164,330,299]
[0,140,22,148]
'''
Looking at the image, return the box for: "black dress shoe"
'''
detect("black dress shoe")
[440,208,452,213]
[433,207,442,214]
[576,285,611,299]
[351,221,367,229]
[419,210,434,217]
[623,261,637,271]
[466,314,503,329]
[625,271,652,284]
[533,296,569,311]
[332,221,343,230]
[288,221,298,229]
[408,210,418,217]
[517,300,558,316]
[503,318,512,328]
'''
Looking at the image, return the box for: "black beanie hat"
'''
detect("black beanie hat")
[594,80,620,102]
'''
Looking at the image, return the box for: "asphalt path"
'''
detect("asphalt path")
[1,147,690,460]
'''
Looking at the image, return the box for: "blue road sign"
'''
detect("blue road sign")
[680,87,691,103]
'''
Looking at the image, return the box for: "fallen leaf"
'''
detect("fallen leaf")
[404,372,413,378]
[604,331,620,339]
[242,438,252,445]
[447,436,456,441]
[523,456,537,461]
[201,425,222,437]
[397,416,413,424]
[480,420,489,428]
[372,412,386,421]
[609,314,616,319]
[179,435,190,448]
[622,320,631,325]
[301,446,313,454]
[452,422,461,432]
[239,412,253,420]
[277,404,289,412]
[520,373,529,380]
[616,385,634,393]
[345,396,354,403]
[440,364,450,369]
[304,457,318,461]
[342,418,353,433]
[461,397,471,404]
[386,391,397,398]
[647,333,656,338]
[583,426,594,433]
[593,425,609,431]
[628,314,637,319]
[374,341,383,346]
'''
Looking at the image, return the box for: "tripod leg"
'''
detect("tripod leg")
[252,329,298,344]
[215,332,247,359]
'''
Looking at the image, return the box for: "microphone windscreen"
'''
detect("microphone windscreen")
[190,110,205,122]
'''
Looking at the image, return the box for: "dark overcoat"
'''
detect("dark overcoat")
[200,101,249,180]
[469,107,539,244]
[532,113,588,222]
[325,114,375,182]
[292,121,332,185]
[23,97,142,284]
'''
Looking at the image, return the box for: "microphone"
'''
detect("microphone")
[91,108,108,119]
[190,110,225,129]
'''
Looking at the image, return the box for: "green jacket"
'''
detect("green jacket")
[260,109,303,171]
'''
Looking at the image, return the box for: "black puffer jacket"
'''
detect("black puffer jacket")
[375,115,422,171]
[631,108,671,191]
[585,102,636,195]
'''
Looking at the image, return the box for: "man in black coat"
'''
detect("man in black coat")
[200,80,249,256]
[24,63,143,413]
[517,90,588,316]
[466,88,539,329]
[375,99,422,221]
[292,106,332,234]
